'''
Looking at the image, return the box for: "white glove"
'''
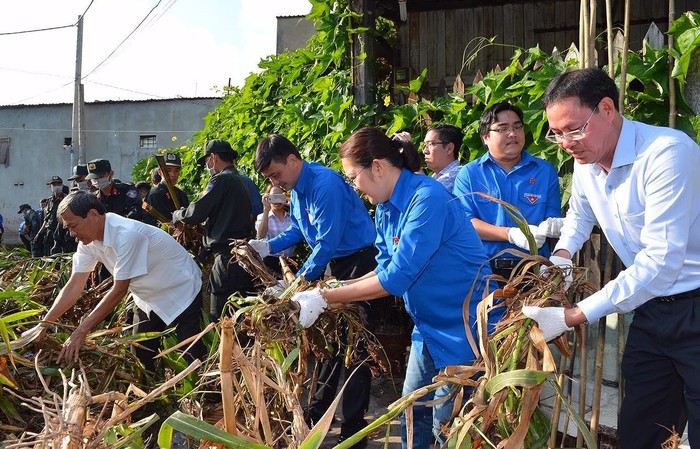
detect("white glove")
[538,217,565,238]
[248,239,271,258]
[507,225,546,251]
[263,280,286,299]
[291,288,329,328]
[522,306,573,342]
[541,255,574,289]
[172,208,186,225]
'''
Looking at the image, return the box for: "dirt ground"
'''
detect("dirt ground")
[320,375,405,448]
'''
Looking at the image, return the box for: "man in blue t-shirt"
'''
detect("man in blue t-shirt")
[454,101,563,279]
[249,134,377,448]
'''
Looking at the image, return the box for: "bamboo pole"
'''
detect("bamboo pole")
[669,0,677,127]
[619,0,631,113]
[590,316,606,442]
[575,325,589,448]
[549,353,569,447]
[589,0,597,68]
[220,317,238,436]
[579,0,585,68]
[606,0,614,76]
[581,0,590,68]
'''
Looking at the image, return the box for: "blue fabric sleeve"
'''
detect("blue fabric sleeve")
[377,188,448,296]
[297,177,348,280]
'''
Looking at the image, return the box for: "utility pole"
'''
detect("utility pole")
[72,15,86,166]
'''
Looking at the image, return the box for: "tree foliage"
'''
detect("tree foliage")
[133,2,700,200]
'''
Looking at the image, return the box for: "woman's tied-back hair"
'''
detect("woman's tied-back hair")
[339,127,421,172]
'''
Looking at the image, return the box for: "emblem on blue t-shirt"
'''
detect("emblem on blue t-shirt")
[126,188,138,199]
[524,193,541,204]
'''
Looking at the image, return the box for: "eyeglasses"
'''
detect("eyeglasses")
[488,122,525,134]
[423,141,448,149]
[545,106,598,143]
[344,166,368,186]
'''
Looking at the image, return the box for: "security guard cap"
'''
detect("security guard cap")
[86,159,112,180]
[196,139,238,165]
[46,175,63,185]
[67,164,88,181]
[164,153,182,167]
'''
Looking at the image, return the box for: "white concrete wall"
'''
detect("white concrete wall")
[0,97,220,244]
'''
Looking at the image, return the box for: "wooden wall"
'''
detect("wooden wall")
[397,0,700,88]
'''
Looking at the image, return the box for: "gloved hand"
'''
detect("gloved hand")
[172,208,186,225]
[538,217,565,238]
[248,239,271,258]
[522,306,573,342]
[264,280,287,299]
[507,225,546,251]
[541,255,574,289]
[291,288,329,328]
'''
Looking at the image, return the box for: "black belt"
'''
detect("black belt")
[330,246,374,264]
[491,258,519,270]
[655,286,700,302]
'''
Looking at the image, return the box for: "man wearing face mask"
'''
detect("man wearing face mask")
[68,164,90,192]
[19,204,42,257]
[172,140,255,317]
[85,159,149,223]
[34,176,67,255]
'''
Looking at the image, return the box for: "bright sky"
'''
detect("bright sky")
[0,0,312,105]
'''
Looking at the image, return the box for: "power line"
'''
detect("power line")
[0,24,73,36]
[82,0,163,79]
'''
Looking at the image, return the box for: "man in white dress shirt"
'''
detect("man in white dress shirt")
[37,191,205,371]
[523,68,700,448]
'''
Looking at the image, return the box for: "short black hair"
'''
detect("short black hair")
[255,134,301,172]
[136,181,150,191]
[542,68,619,111]
[57,191,106,218]
[151,167,162,183]
[428,124,463,160]
[478,101,525,136]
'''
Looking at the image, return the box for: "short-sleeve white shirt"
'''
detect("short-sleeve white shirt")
[72,213,202,325]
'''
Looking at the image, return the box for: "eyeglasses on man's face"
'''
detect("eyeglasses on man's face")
[545,106,598,143]
[422,141,448,149]
[488,122,525,134]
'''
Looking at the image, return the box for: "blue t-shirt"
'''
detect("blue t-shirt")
[453,150,562,259]
[375,169,501,368]
[268,161,376,280]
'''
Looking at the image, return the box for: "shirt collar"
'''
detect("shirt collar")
[610,117,636,169]
[101,213,115,248]
[293,161,311,195]
[434,158,460,176]
[477,149,533,168]
[385,168,414,213]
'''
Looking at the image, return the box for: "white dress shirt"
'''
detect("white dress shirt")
[72,213,202,325]
[555,118,700,323]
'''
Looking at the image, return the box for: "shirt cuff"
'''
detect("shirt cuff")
[576,290,615,324]
[376,264,412,297]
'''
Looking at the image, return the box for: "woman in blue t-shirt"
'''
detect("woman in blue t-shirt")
[291,127,500,449]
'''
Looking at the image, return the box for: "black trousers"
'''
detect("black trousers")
[308,246,379,438]
[210,251,255,318]
[620,293,700,449]
[134,291,207,372]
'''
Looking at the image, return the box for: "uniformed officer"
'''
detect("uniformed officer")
[85,159,150,223]
[231,150,263,223]
[35,175,69,255]
[68,164,89,192]
[18,204,42,257]
[453,101,563,279]
[172,140,254,317]
[145,153,189,223]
